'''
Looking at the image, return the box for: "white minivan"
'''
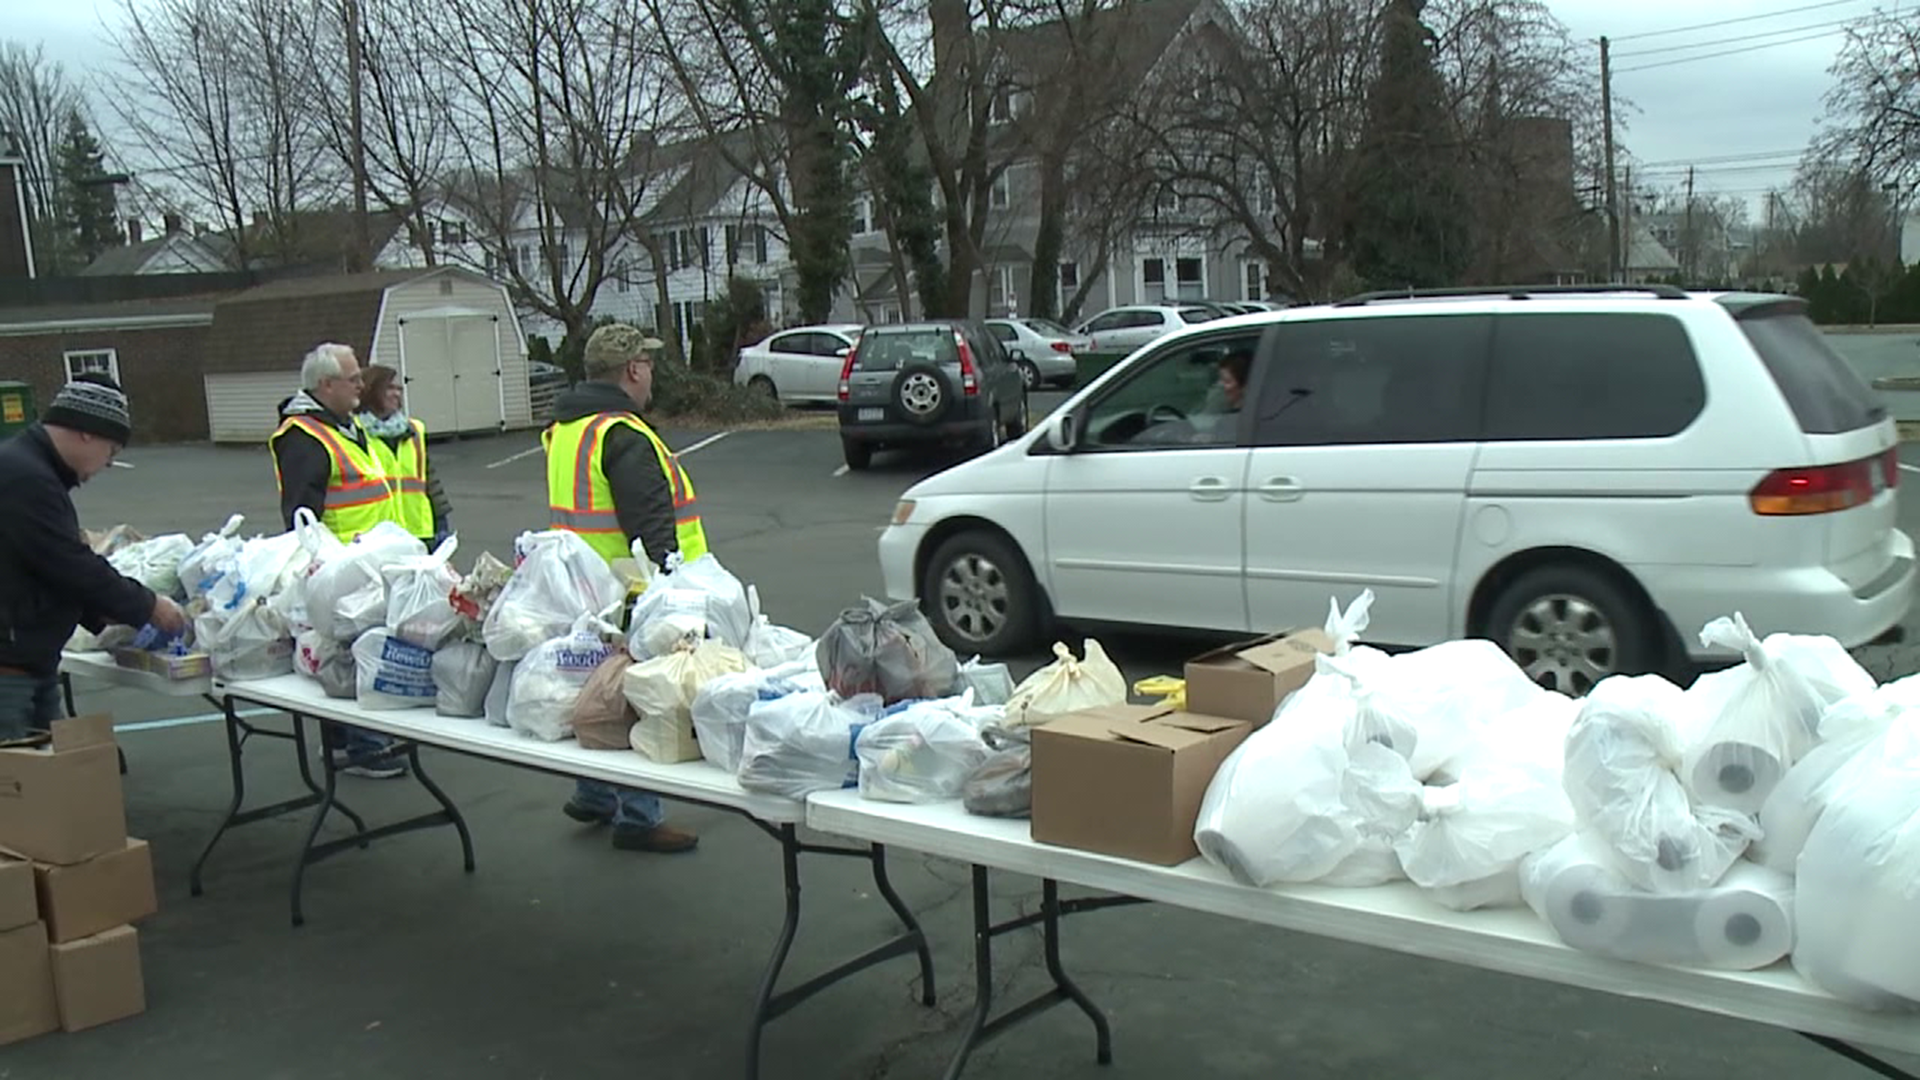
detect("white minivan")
[876,287,1915,694]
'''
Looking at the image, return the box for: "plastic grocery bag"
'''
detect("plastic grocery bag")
[1435,690,1580,782]
[1563,674,1760,893]
[958,657,1016,707]
[816,598,960,704]
[352,627,437,710]
[1003,640,1126,729]
[963,723,1033,817]
[1395,762,1576,907]
[507,617,617,742]
[450,551,513,625]
[623,640,750,762]
[1752,674,1920,872]
[294,628,340,679]
[573,653,638,750]
[1792,717,1920,1008]
[316,642,356,699]
[1193,708,1358,886]
[432,640,498,719]
[482,660,517,727]
[109,533,195,599]
[744,616,814,670]
[737,691,887,798]
[195,600,293,681]
[1325,588,1375,653]
[1682,614,1875,814]
[691,669,806,774]
[306,522,425,642]
[627,553,755,656]
[484,531,625,662]
[385,536,466,650]
[208,529,309,614]
[855,695,992,803]
[178,515,247,600]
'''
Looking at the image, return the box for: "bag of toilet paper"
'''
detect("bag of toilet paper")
[1753,676,1920,873]
[1397,760,1576,909]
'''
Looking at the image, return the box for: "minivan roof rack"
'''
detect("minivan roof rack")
[1332,283,1689,307]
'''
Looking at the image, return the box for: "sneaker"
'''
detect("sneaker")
[331,749,408,780]
[611,823,699,854]
[562,799,614,826]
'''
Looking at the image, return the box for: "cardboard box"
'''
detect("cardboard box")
[35,840,157,945]
[50,925,145,1033]
[0,715,127,866]
[0,922,58,1046]
[112,648,211,681]
[0,856,35,932]
[1183,628,1335,726]
[1031,705,1250,866]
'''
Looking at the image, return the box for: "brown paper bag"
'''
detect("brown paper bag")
[572,654,638,750]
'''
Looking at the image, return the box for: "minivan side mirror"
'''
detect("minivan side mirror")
[1046,411,1078,452]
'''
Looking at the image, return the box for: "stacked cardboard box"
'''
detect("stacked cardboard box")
[0,714,154,1045]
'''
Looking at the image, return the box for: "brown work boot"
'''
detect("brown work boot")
[611,822,699,853]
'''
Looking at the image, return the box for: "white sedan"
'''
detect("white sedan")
[734,323,865,404]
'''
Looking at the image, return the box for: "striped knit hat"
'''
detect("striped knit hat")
[45,374,133,445]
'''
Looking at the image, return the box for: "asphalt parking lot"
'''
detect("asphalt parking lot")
[12,411,1920,1080]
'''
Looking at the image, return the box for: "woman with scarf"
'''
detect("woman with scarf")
[358,365,453,547]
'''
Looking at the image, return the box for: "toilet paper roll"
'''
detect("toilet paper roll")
[1428,869,1524,912]
[1689,862,1796,971]
[1685,740,1787,816]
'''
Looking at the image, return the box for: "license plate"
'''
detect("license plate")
[858,408,884,422]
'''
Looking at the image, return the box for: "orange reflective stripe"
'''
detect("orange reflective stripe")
[286,416,365,485]
[572,415,620,513]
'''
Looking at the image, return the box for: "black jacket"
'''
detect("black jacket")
[272,391,375,531]
[367,421,452,542]
[0,425,157,675]
[550,381,677,570]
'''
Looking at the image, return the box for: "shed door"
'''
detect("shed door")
[399,318,457,432]
[448,315,504,430]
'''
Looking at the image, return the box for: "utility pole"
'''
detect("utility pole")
[345,0,371,273]
[1600,36,1618,281]
[1621,165,1633,281]
[1683,165,1696,284]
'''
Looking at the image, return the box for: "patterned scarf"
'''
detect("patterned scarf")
[358,410,413,439]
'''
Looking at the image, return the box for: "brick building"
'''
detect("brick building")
[0,299,219,443]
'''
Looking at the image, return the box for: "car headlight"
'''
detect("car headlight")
[891,500,917,526]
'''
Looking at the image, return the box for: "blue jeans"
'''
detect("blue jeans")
[0,673,61,743]
[322,722,396,760]
[571,780,663,829]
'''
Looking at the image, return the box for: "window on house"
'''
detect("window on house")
[1058,261,1079,312]
[442,220,467,245]
[483,251,498,278]
[1143,257,1166,302]
[1176,257,1204,297]
[1156,188,1180,215]
[991,171,1011,209]
[63,349,120,384]
[725,224,739,263]
[753,224,768,264]
[423,221,438,245]
[697,227,711,266]
[993,266,1016,315]
[853,200,871,235]
[555,242,571,270]
[615,259,630,292]
[1243,261,1264,302]
[990,88,1014,125]
[517,245,533,276]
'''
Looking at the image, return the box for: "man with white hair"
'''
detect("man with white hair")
[270,341,406,779]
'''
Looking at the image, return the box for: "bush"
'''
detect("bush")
[649,355,786,423]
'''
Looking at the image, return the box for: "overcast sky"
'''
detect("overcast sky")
[3,0,1903,215]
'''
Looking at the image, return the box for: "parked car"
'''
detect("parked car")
[734,323,865,404]
[984,318,1089,388]
[837,320,1029,471]
[1072,305,1218,354]
[878,286,1914,695]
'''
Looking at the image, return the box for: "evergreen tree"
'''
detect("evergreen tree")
[1344,0,1469,290]
[52,108,122,271]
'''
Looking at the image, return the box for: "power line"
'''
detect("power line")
[1614,28,1849,73]
[1639,148,1806,166]
[1613,15,1865,58]
[1608,0,1870,43]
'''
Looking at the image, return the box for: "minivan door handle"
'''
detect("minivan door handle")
[1188,476,1232,502]
[1258,476,1304,502]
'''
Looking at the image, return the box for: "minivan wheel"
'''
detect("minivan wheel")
[1484,565,1659,697]
[923,530,1039,656]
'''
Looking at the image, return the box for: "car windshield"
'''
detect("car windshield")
[853,329,960,372]
[1022,318,1072,337]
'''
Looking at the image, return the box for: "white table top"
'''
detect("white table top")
[215,673,804,825]
[61,650,214,699]
[806,792,1920,1057]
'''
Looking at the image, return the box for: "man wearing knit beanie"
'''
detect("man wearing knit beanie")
[0,373,187,741]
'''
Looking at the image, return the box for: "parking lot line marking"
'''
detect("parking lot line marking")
[1902,464,1920,476]
[115,707,276,733]
[110,461,135,469]
[832,464,849,477]
[677,431,730,456]
[484,444,544,469]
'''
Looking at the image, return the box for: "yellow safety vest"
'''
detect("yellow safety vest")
[543,412,709,566]
[368,417,434,541]
[270,415,401,542]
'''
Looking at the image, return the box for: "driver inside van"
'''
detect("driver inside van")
[1190,347,1253,442]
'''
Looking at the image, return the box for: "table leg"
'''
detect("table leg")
[745,824,805,1080]
[1042,879,1112,1064]
[290,715,368,837]
[1802,1033,1920,1080]
[870,843,936,1008]
[189,700,249,898]
[407,743,476,873]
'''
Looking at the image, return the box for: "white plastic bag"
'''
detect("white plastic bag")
[507,617,617,741]
[737,691,887,798]
[1193,704,1359,887]
[692,669,808,774]
[178,514,246,600]
[1319,742,1423,887]
[483,659,517,728]
[1435,690,1580,782]
[627,553,755,657]
[1563,674,1760,893]
[484,531,625,662]
[1325,588,1374,653]
[1792,718,1920,1008]
[1754,678,1920,872]
[195,600,293,681]
[207,529,308,614]
[1004,640,1127,729]
[432,640,498,719]
[293,629,340,679]
[856,695,993,803]
[352,628,437,710]
[385,536,465,650]
[744,617,814,670]
[623,639,750,762]
[109,533,195,598]
[307,523,424,642]
[957,656,1016,707]
[1396,762,1576,907]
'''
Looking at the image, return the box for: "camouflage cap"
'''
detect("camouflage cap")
[582,323,667,376]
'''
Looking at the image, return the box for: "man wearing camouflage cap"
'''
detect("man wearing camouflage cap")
[542,323,704,853]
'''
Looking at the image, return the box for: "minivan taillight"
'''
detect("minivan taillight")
[1750,453,1890,515]
[954,330,979,395]
[837,349,855,402]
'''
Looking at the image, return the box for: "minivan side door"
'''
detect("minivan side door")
[1241,313,1491,647]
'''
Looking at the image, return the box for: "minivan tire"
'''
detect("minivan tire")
[1483,563,1661,697]
[922,530,1039,656]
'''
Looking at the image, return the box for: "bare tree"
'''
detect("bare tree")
[1814,12,1920,195]
[0,42,83,266]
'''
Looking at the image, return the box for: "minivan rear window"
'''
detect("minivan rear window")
[853,329,960,373]
[1738,311,1886,434]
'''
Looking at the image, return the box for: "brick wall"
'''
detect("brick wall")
[0,324,214,443]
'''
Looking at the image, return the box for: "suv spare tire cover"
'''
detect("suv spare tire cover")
[892,361,955,426]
